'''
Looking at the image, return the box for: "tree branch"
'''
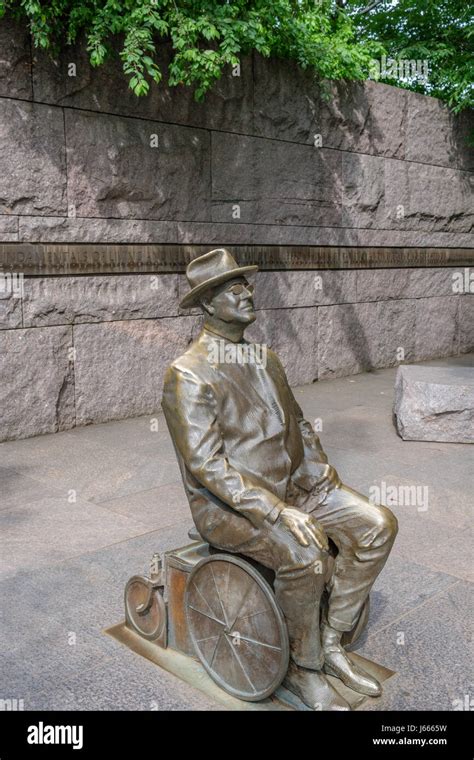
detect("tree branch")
[355,0,385,13]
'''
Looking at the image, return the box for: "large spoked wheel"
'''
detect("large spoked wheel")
[185,555,289,702]
[124,575,167,643]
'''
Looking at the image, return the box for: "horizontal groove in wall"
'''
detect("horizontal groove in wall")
[0,243,473,275]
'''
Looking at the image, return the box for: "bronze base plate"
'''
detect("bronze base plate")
[105,622,395,711]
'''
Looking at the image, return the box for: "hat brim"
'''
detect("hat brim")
[179,265,258,309]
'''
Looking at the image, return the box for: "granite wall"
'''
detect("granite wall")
[1,268,472,441]
[0,16,473,247]
[0,17,473,441]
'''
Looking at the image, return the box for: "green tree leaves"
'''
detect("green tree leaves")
[0,0,471,110]
[346,0,473,112]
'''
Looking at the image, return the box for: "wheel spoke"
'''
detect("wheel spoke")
[209,634,224,668]
[228,633,282,652]
[227,576,260,632]
[224,636,257,693]
[196,634,221,644]
[234,608,271,622]
[190,579,226,625]
[188,604,226,628]
[210,562,230,628]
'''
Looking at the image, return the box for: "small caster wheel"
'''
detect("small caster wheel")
[124,575,167,645]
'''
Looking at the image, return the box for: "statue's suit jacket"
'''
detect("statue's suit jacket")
[162,327,328,547]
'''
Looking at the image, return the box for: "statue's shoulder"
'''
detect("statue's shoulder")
[264,346,285,372]
[164,332,212,386]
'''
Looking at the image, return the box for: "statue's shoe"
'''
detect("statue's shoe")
[323,648,382,697]
[282,661,351,711]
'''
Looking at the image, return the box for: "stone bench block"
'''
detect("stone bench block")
[394,365,474,443]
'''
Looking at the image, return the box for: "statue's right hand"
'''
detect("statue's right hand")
[279,507,329,552]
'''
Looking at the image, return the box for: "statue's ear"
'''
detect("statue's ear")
[200,295,214,316]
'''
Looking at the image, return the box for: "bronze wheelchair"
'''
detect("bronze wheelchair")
[124,531,369,703]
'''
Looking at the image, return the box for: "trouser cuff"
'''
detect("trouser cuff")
[291,654,324,671]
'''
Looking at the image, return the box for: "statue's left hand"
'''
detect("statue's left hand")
[279,507,329,552]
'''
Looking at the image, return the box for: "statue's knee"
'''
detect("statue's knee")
[370,506,398,547]
[381,506,399,541]
[279,543,327,577]
[354,506,398,555]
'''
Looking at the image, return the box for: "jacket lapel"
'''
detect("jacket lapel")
[199,328,288,428]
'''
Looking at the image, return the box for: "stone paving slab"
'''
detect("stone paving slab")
[0,495,151,580]
[99,482,192,530]
[357,556,460,639]
[15,646,219,712]
[359,581,473,711]
[0,466,64,512]
[0,427,180,505]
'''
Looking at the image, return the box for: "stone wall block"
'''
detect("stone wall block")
[414,296,459,361]
[176,220,474,248]
[355,268,458,302]
[341,152,385,228]
[0,18,32,99]
[394,365,474,443]
[0,215,19,242]
[211,199,343,228]
[0,271,23,328]
[253,56,408,160]
[18,216,178,244]
[0,326,75,441]
[211,133,342,206]
[247,306,318,386]
[0,100,67,216]
[318,300,416,379]
[65,110,211,220]
[384,160,473,233]
[22,274,180,327]
[405,94,472,170]
[73,316,201,424]
[458,295,474,353]
[33,40,254,134]
[254,270,357,309]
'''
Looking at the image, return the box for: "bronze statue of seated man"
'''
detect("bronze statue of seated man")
[162,248,398,711]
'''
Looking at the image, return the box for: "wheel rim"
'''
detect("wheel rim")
[186,555,289,701]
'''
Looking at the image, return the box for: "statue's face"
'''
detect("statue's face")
[206,276,256,325]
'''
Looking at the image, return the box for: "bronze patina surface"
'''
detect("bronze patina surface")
[161,248,399,711]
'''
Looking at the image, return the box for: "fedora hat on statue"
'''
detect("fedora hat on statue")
[179,248,258,309]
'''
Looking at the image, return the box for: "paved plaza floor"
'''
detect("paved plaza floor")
[1,355,472,711]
